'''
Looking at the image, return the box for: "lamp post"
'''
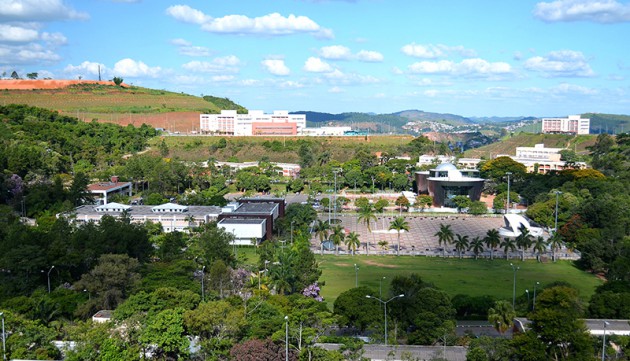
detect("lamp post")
[1,311,5,361]
[201,266,206,302]
[510,263,519,309]
[285,315,289,361]
[366,294,404,346]
[525,289,529,309]
[379,276,386,298]
[47,265,55,294]
[533,281,539,311]
[333,169,340,222]
[554,191,562,234]
[354,264,359,287]
[602,321,609,361]
[505,172,512,214]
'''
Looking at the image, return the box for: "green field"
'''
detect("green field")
[315,255,603,307]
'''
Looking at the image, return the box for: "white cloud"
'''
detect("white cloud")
[262,59,290,76]
[322,69,381,85]
[524,50,594,77]
[0,24,38,42]
[170,38,213,57]
[279,80,304,88]
[408,58,512,76]
[0,43,60,64]
[0,0,88,21]
[64,61,107,77]
[553,82,598,94]
[112,58,161,77]
[534,0,630,23]
[212,75,235,82]
[166,5,333,38]
[41,32,67,45]
[401,43,477,58]
[356,50,384,62]
[303,57,332,72]
[328,86,344,93]
[182,56,241,73]
[319,45,352,60]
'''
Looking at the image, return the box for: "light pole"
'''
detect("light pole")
[366,294,404,346]
[1,311,5,361]
[379,276,386,298]
[201,266,206,302]
[533,281,539,311]
[554,191,562,234]
[333,169,340,222]
[285,315,289,361]
[505,172,512,214]
[525,289,529,309]
[602,321,609,361]
[354,264,359,287]
[258,269,267,290]
[510,263,519,309]
[47,265,55,294]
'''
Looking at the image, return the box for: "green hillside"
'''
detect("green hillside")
[463,133,597,159]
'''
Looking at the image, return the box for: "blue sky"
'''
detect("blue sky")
[1,0,629,116]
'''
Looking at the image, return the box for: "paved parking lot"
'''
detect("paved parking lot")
[311,213,506,256]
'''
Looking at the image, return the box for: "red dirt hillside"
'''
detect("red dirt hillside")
[0,79,126,90]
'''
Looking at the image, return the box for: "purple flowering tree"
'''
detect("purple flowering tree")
[302,282,323,302]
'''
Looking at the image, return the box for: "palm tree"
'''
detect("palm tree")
[313,219,330,255]
[330,224,346,256]
[345,231,361,256]
[389,216,410,256]
[548,233,564,262]
[184,214,196,234]
[378,240,389,254]
[434,223,454,258]
[453,234,470,259]
[515,225,533,261]
[357,205,377,247]
[532,236,547,262]
[500,237,517,260]
[468,236,485,260]
[488,300,516,334]
[484,229,501,260]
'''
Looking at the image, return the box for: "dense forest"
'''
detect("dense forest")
[0,105,629,360]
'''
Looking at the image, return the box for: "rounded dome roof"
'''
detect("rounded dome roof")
[435,163,458,171]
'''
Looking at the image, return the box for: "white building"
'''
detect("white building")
[200,110,306,136]
[515,144,563,161]
[541,115,590,135]
[300,126,352,136]
[501,144,587,174]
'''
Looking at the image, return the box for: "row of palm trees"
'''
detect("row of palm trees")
[434,223,564,261]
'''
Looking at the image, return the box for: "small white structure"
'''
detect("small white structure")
[87,176,132,205]
[218,218,267,245]
[92,310,113,323]
[498,214,543,238]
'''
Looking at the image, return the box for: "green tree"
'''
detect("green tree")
[344,231,361,256]
[532,236,547,262]
[468,236,485,260]
[26,72,38,79]
[333,286,381,331]
[434,223,454,258]
[487,300,515,334]
[191,222,236,268]
[483,229,501,260]
[389,216,410,256]
[415,194,433,211]
[500,237,516,260]
[395,195,410,213]
[515,224,533,261]
[354,197,370,211]
[548,232,564,262]
[468,201,487,215]
[140,309,190,360]
[313,219,330,254]
[373,198,389,213]
[330,224,346,256]
[453,234,470,258]
[480,156,527,182]
[451,195,472,213]
[113,76,124,86]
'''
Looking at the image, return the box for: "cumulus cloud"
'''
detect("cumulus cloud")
[0,24,39,42]
[356,50,384,62]
[41,32,67,45]
[534,0,630,23]
[0,0,88,21]
[279,80,304,88]
[319,45,352,60]
[328,86,344,93]
[322,69,381,85]
[166,5,333,38]
[182,56,241,73]
[524,50,594,77]
[553,82,598,94]
[170,38,214,57]
[64,61,107,77]
[112,58,161,77]
[0,43,61,64]
[401,43,477,59]
[262,59,290,76]
[408,58,512,76]
[303,57,333,72]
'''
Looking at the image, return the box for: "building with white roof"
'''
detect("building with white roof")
[87,176,132,205]
[414,163,485,207]
[498,214,544,238]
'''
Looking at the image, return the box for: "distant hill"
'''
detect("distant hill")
[0,80,246,133]
[291,111,407,133]
[463,133,598,159]
[393,109,472,125]
[583,113,630,134]
[469,116,537,124]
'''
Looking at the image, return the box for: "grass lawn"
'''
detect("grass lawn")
[316,255,603,308]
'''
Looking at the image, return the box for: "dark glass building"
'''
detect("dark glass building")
[415,163,485,207]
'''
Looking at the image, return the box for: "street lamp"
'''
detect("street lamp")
[333,169,340,222]
[47,265,55,294]
[505,172,512,214]
[510,263,519,309]
[554,191,562,234]
[201,266,206,302]
[525,289,530,309]
[366,294,404,346]
[285,315,289,361]
[533,281,540,311]
[354,264,359,287]
[602,321,610,361]
[1,311,5,361]
[379,276,386,298]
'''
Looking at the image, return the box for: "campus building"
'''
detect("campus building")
[200,110,306,136]
[414,163,485,207]
[87,176,132,205]
[541,115,590,135]
[498,144,587,174]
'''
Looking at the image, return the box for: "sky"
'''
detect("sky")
[1,0,630,117]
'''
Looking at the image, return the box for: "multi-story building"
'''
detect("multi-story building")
[200,110,306,136]
[541,115,590,135]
